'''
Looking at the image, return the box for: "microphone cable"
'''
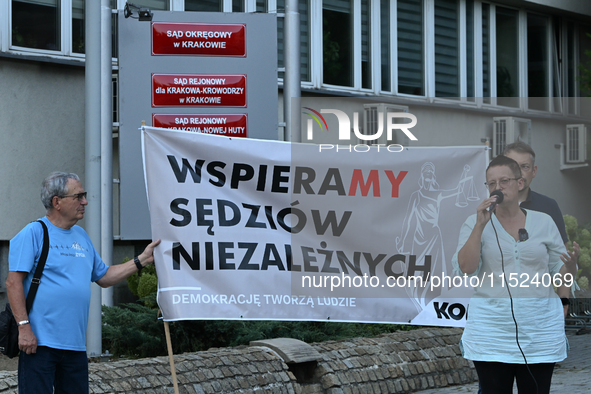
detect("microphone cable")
[490,215,539,394]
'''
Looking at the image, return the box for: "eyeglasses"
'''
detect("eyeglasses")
[58,192,87,201]
[484,178,520,189]
[519,164,532,172]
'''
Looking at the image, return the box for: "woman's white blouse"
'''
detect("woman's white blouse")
[452,209,568,363]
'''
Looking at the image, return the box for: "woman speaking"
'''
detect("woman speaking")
[452,155,577,394]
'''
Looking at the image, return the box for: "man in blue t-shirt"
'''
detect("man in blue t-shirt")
[5,172,160,394]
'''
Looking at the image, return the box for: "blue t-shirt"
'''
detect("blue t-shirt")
[9,217,109,351]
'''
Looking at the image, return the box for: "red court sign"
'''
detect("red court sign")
[152,113,248,137]
[152,22,246,56]
[152,74,247,107]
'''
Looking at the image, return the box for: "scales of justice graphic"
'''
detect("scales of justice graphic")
[455,164,480,207]
[396,163,480,313]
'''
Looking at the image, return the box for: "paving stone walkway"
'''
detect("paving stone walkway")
[412,331,591,393]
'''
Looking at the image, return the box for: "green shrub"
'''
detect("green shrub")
[579,33,591,97]
[126,261,158,306]
[136,274,157,297]
[101,303,165,358]
[101,304,414,358]
[564,215,591,292]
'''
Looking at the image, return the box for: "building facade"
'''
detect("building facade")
[1,0,590,305]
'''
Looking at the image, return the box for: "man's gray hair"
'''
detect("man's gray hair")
[41,172,80,209]
[502,141,536,165]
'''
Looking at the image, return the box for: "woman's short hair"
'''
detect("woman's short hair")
[486,155,522,179]
[41,172,80,209]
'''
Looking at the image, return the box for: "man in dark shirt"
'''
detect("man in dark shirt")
[502,141,579,315]
[521,189,568,242]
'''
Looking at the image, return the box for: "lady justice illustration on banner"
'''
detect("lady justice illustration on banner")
[397,162,479,313]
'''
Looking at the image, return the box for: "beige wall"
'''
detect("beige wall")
[295,93,591,224]
[0,57,86,239]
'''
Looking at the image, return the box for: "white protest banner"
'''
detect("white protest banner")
[142,126,487,326]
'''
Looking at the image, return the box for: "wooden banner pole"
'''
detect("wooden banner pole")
[162,313,180,394]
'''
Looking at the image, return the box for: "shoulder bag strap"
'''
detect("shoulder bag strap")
[25,220,49,313]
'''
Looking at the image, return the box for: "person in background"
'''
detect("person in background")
[503,141,579,316]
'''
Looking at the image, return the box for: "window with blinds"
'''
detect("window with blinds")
[277,0,311,82]
[256,0,267,12]
[527,14,549,111]
[397,0,423,95]
[435,0,459,97]
[566,23,579,113]
[482,3,491,102]
[361,0,371,89]
[134,0,170,10]
[12,0,60,50]
[380,0,390,92]
[73,0,84,53]
[185,0,222,12]
[496,7,519,107]
[232,0,245,12]
[323,0,354,87]
[466,0,474,99]
[71,0,118,55]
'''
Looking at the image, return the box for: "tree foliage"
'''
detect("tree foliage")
[564,215,591,291]
[579,33,591,96]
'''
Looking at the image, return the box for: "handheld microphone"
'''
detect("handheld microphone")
[488,190,504,212]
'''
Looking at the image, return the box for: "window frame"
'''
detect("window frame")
[70,0,86,57]
[0,0,587,116]
[319,0,356,90]
[562,19,581,115]
[8,0,68,56]
[524,11,554,113]
[395,0,427,98]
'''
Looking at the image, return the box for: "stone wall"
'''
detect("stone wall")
[0,327,476,393]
